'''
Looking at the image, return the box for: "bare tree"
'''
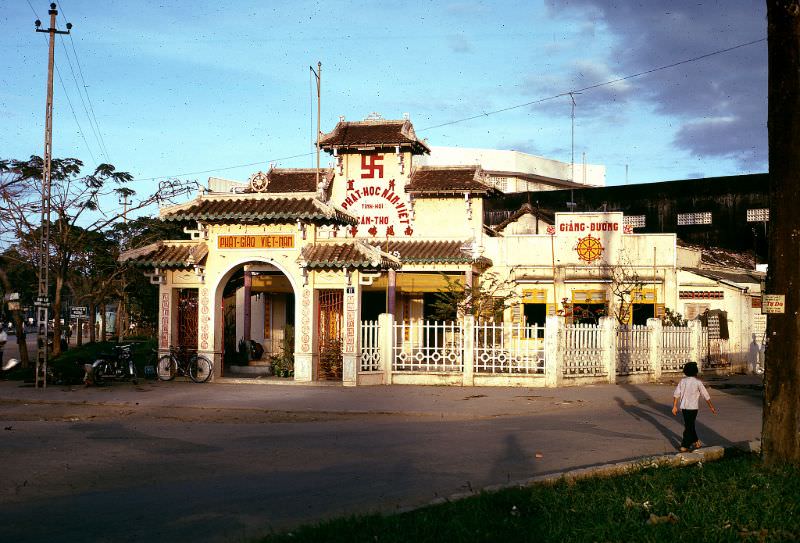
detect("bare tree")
[606,252,645,326]
[763,0,800,464]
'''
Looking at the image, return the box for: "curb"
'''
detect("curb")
[406,440,760,513]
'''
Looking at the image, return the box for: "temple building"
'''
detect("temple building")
[121,114,763,385]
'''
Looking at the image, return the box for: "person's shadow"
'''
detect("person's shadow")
[616,384,732,450]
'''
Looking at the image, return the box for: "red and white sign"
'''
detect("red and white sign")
[338,153,413,238]
[762,294,786,314]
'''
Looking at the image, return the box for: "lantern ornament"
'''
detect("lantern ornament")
[575,234,604,263]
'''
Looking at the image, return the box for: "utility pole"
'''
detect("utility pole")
[34,3,71,389]
[310,62,322,189]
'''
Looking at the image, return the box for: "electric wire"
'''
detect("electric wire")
[418,38,766,132]
[131,152,315,182]
[58,1,112,163]
[26,0,98,168]
[133,36,766,182]
[58,34,108,163]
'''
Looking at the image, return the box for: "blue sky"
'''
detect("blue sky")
[1,0,766,218]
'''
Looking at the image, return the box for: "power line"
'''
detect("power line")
[133,37,764,181]
[418,38,766,132]
[58,34,108,163]
[58,1,112,162]
[131,152,315,182]
[28,1,98,168]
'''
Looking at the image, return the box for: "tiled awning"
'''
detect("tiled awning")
[300,241,401,270]
[119,241,208,269]
[160,194,357,226]
[406,166,494,195]
[386,240,492,266]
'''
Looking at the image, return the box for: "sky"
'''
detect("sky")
[1,0,767,220]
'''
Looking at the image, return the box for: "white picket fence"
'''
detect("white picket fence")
[356,316,716,386]
[359,320,381,372]
[563,323,606,377]
[616,325,651,375]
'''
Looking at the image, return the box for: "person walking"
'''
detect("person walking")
[672,361,716,452]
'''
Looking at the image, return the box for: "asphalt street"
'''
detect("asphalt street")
[0,373,763,543]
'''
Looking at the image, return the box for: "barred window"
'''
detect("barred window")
[677,212,712,225]
[746,208,769,222]
[624,215,646,228]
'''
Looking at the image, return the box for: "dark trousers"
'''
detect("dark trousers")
[681,409,699,448]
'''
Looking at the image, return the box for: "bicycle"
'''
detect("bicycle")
[156,347,213,383]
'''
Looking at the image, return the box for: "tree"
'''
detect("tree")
[763,0,800,465]
[606,252,646,326]
[0,156,196,356]
[0,248,37,367]
[429,271,518,321]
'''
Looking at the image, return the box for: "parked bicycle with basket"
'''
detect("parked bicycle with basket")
[156,346,213,383]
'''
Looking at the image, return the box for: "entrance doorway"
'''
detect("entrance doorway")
[318,289,343,380]
[220,264,295,378]
[177,289,198,350]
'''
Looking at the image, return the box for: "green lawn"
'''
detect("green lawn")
[259,453,799,543]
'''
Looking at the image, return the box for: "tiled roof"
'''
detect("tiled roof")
[300,241,401,269]
[160,195,357,225]
[319,118,430,154]
[387,240,491,265]
[683,268,764,286]
[119,241,208,268]
[493,203,555,232]
[406,166,494,195]
[248,168,333,195]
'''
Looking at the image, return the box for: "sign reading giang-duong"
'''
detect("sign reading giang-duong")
[554,212,624,266]
[218,235,295,250]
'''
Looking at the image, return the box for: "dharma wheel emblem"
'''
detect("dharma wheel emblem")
[249,171,268,193]
[575,234,604,263]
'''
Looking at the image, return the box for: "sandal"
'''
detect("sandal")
[693,441,703,449]
[679,447,689,452]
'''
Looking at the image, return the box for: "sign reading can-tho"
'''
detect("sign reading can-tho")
[338,153,413,238]
[554,212,624,265]
[217,235,294,249]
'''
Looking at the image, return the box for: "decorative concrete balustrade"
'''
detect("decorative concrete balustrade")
[352,314,713,387]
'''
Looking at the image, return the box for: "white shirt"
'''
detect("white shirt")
[673,376,710,410]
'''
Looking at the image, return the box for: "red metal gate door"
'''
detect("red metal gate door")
[177,288,199,351]
[317,289,343,380]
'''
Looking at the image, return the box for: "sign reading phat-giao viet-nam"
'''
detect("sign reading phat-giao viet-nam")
[761,294,786,314]
[218,235,294,250]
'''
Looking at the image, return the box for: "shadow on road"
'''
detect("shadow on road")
[616,384,734,450]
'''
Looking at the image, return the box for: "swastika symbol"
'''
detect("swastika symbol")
[361,154,384,179]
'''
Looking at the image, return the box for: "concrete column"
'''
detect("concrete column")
[378,312,394,385]
[544,315,563,387]
[462,314,475,386]
[157,284,172,354]
[600,317,617,384]
[647,318,663,382]
[689,319,703,369]
[243,270,252,343]
[387,269,396,317]
[294,285,318,382]
[342,280,361,387]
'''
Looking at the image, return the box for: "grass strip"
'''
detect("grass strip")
[259,452,799,543]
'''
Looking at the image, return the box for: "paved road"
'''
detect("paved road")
[0,375,762,543]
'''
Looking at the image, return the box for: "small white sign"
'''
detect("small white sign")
[762,294,786,314]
